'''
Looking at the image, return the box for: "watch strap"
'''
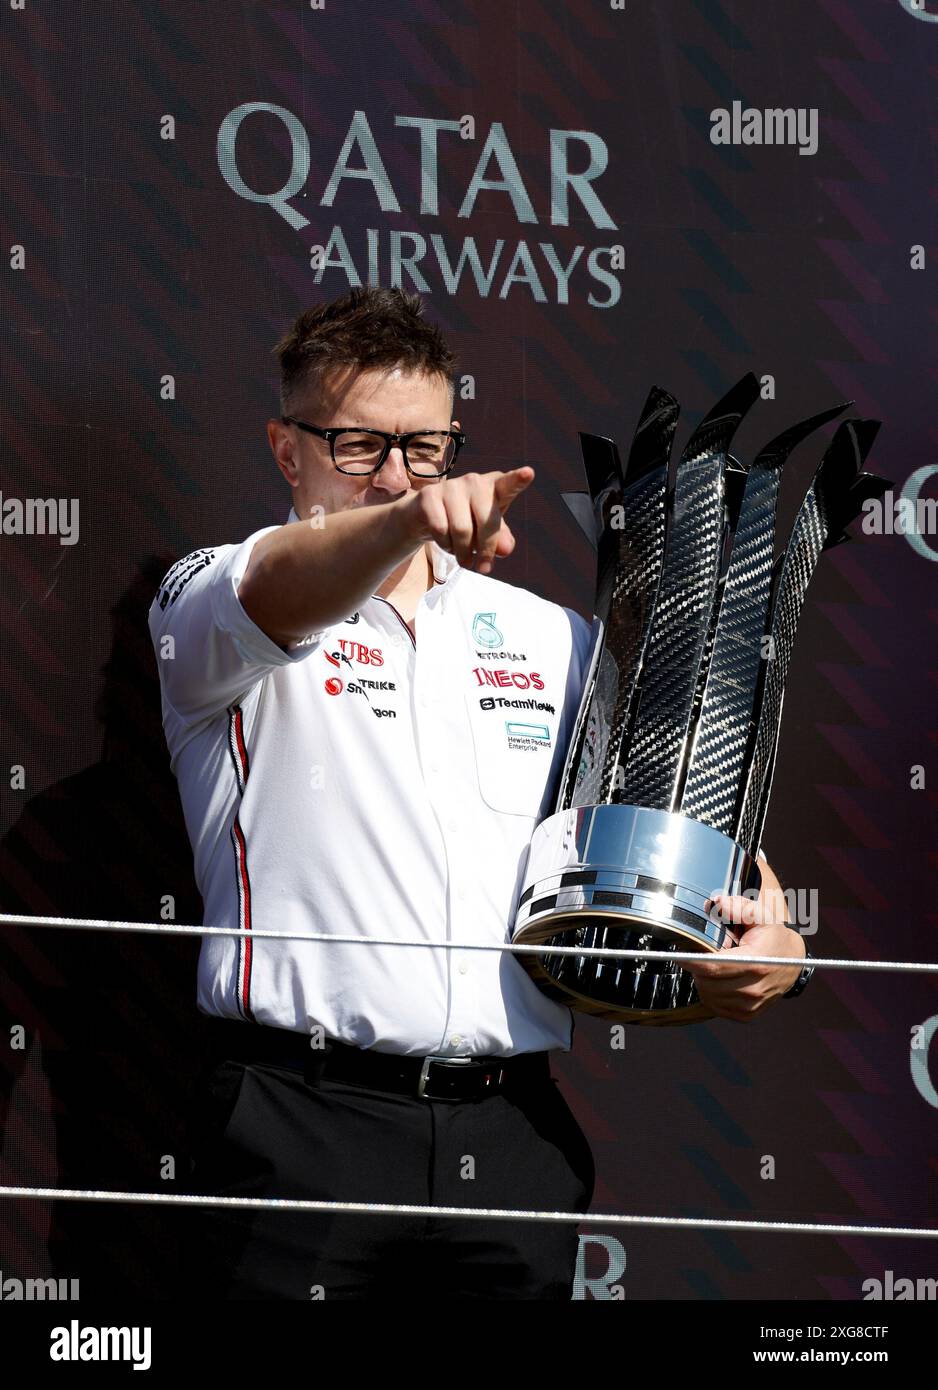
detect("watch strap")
[783,942,814,999]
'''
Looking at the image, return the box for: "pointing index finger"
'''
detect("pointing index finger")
[495,466,535,511]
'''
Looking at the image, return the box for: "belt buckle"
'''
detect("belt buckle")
[416,1054,505,1100]
[416,1056,431,1099]
[417,1054,456,1099]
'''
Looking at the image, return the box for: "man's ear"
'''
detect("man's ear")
[268,418,299,483]
[451,418,461,429]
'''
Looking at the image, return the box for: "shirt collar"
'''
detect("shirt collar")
[286,505,460,589]
[427,539,459,585]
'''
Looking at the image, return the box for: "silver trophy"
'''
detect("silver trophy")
[511,375,888,1024]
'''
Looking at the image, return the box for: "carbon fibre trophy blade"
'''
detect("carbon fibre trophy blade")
[557,389,679,811]
[734,419,885,853]
[613,373,761,813]
[511,381,889,1025]
[680,401,851,832]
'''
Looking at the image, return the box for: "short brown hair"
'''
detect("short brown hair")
[272,286,459,417]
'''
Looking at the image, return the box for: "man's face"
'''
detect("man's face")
[268,364,460,520]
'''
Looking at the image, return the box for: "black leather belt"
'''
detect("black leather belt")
[201,1017,551,1101]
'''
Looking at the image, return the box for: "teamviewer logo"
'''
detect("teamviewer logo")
[479,697,495,710]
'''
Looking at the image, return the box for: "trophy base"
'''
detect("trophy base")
[516,912,737,1025]
[511,805,759,1025]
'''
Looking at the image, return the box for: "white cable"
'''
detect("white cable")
[1,1185,935,1240]
[0,911,932,975]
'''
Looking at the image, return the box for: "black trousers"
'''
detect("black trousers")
[182,1045,595,1300]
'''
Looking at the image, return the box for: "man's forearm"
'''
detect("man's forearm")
[238,500,420,646]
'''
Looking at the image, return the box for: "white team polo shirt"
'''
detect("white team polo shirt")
[148,504,595,1057]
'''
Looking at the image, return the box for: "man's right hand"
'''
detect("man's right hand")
[396,467,535,574]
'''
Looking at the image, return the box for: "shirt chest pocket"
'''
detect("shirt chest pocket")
[463,688,562,818]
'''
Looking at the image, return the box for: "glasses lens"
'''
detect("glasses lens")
[332,431,456,475]
[405,433,456,477]
[333,430,387,473]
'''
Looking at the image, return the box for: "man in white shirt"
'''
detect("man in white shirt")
[149,286,806,1301]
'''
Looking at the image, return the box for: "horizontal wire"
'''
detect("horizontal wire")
[0,911,933,974]
[1,1185,936,1240]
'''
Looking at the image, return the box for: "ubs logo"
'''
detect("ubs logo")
[325,641,384,666]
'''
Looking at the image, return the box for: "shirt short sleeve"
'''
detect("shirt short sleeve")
[564,606,600,705]
[148,524,327,726]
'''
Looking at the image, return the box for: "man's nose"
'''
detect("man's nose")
[372,446,411,490]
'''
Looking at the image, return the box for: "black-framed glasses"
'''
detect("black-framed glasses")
[281,417,467,477]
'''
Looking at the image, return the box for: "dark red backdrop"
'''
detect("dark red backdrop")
[1,0,935,1299]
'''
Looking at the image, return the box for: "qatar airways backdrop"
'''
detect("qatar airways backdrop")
[0,0,936,1302]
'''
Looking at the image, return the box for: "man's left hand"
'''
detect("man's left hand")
[682,858,807,1023]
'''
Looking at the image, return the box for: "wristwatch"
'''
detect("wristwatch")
[754,853,815,998]
[783,940,815,998]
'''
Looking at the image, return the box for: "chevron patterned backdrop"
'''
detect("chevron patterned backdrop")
[1,0,935,1300]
